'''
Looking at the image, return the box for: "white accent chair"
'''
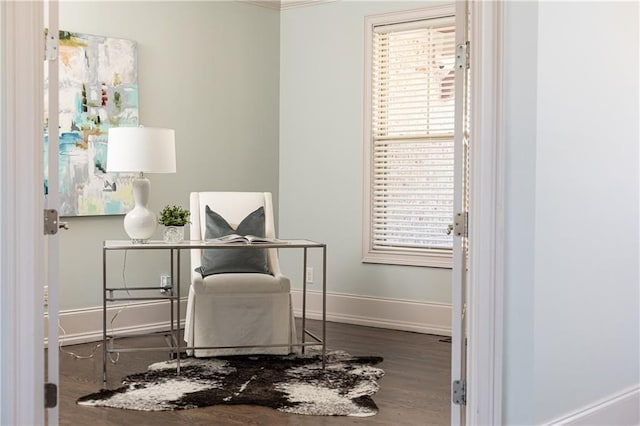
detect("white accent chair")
[184,191,297,357]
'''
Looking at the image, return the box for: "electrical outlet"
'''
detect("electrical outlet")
[43,285,49,307]
[305,267,314,284]
[160,275,172,294]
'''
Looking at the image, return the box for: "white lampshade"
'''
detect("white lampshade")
[106,126,176,243]
[107,127,176,173]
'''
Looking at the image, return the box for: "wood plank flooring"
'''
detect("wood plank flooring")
[57,320,451,425]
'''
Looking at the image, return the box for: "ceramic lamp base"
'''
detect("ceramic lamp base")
[124,175,157,242]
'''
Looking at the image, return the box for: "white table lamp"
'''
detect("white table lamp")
[107,127,176,243]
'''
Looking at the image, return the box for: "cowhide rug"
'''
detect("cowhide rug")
[77,350,384,417]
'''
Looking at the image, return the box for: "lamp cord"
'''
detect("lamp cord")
[59,249,132,364]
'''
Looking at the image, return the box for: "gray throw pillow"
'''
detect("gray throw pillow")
[197,205,270,277]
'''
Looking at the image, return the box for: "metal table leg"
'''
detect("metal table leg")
[102,247,107,387]
[322,246,327,369]
[176,248,181,375]
[302,247,307,354]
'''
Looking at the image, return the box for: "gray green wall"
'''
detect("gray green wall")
[59,0,452,311]
[58,1,280,310]
[278,1,453,302]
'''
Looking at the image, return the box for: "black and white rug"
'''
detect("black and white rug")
[77,350,384,417]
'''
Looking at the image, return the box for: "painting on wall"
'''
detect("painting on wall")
[45,30,139,216]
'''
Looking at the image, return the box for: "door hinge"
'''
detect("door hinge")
[44,209,59,235]
[44,383,58,408]
[452,379,466,405]
[456,41,470,70]
[45,31,58,61]
[454,212,468,238]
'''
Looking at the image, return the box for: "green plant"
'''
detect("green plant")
[158,205,191,226]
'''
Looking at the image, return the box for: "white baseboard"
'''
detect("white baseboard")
[290,289,451,336]
[548,386,640,426]
[47,291,451,347]
[45,299,188,346]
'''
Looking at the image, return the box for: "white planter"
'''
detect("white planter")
[162,226,185,243]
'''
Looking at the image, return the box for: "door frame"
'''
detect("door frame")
[451,0,470,424]
[0,1,46,424]
[466,1,505,424]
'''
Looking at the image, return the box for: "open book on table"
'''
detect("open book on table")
[206,234,279,244]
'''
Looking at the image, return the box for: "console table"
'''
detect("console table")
[102,239,327,386]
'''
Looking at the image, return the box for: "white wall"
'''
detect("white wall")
[503,1,639,423]
[279,1,453,306]
[58,1,281,310]
[503,1,538,422]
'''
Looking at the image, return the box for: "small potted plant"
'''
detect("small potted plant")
[158,205,191,243]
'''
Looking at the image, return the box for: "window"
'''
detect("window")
[363,7,456,268]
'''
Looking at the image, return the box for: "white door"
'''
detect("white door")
[451,1,470,425]
[45,1,61,424]
[0,1,56,424]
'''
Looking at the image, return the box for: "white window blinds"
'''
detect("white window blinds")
[368,15,456,259]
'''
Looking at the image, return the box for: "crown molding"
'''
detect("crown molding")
[241,0,335,11]
[241,0,281,10]
[280,0,335,9]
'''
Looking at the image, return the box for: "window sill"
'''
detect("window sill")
[362,249,452,269]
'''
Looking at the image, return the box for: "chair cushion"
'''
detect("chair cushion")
[193,272,290,294]
[197,205,270,277]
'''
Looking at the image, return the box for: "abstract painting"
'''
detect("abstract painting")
[45,30,138,216]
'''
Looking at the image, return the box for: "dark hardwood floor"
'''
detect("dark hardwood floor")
[58,319,451,425]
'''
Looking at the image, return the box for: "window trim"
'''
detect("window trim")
[362,4,456,269]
